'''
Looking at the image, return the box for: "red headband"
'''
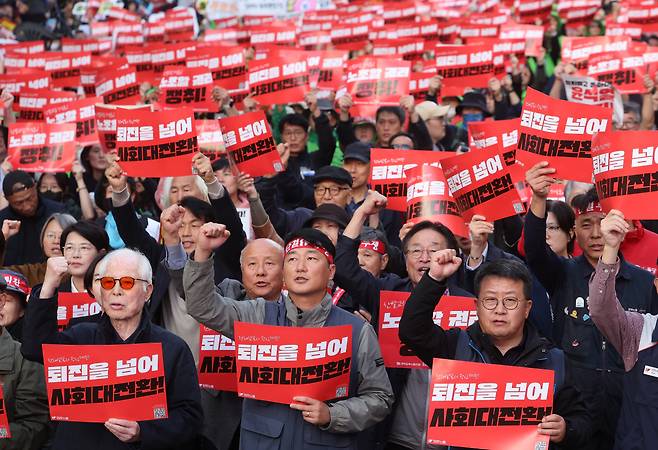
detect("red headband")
[574,201,604,217]
[285,238,334,264]
[359,240,387,255]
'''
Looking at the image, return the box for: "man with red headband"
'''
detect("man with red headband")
[183,225,393,450]
[524,161,658,450]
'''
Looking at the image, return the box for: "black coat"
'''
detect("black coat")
[0,195,65,265]
[21,286,204,450]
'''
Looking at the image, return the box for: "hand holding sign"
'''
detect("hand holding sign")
[469,215,493,267]
[600,209,630,250]
[428,249,462,282]
[42,256,69,298]
[538,414,566,443]
[192,152,216,184]
[105,418,140,443]
[195,223,230,261]
[237,173,258,201]
[525,161,556,199]
[105,154,128,193]
[290,396,331,427]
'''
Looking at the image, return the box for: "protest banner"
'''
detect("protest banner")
[346,57,410,118]
[16,89,77,122]
[219,110,283,177]
[468,119,524,182]
[310,50,347,91]
[0,72,51,106]
[331,23,370,51]
[516,88,611,182]
[405,165,468,237]
[426,358,554,450]
[435,44,493,97]
[44,97,101,146]
[43,51,92,88]
[151,42,195,76]
[124,46,157,85]
[115,107,198,177]
[409,69,436,103]
[198,325,238,392]
[187,45,247,90]
[627,2,658,33]
[0,385,9,439]
[8,122,76,173]
[591,131,658,220]
[196,119,224,162]
[56,293,102,330]
[159,66,216,112]
[60,37,112,54]
[3,51,49,71]
[563,75,624,126]
[442,146,525,222]
[378,291,476,369]
[95,104,151,154]
[233,322,352,404]
[369,148,451,212]
[248,57,309,105]
[95,66,141,105]
[587,51,646,94]
[42,343,168,423]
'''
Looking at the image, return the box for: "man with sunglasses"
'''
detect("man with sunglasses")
[21,249,203,450]
[398,252,592,450]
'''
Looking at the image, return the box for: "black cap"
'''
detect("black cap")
[343,142,371,164]
[303,204,350,229]
[456,91,492,117]
[2,170,35,198]
[313,165,353,187]
[285,228,336,261]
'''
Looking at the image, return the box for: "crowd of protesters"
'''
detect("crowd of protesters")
[0,0,658,450]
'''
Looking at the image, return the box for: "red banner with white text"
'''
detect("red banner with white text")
[44,97,101,146]
[346,57,410,118]
[198,325,238,392]
[0,385,9,439]
[56,293,102,330]
[248,58,309,105]
[468,119,524,182]
[435,44,493,97]
[16,89,77,122]
[95,67,141,105]
[159,65,216,112]
[8,122,76,173]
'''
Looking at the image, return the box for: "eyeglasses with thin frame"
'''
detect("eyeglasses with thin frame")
[405,247,441,260]
[44,232,62,241]
[480,297,522,310]
[282,130,306,139]
[63,244,95,255]
[97,276,149,290]
[314,186,350,196]
[545,225,562,233]
[392,143,413,150]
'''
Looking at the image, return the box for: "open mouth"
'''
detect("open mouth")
[255,281,269,288]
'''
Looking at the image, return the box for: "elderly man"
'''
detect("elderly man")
[183,225,393,449]
[399,255,593,450]
[21,249,203,450]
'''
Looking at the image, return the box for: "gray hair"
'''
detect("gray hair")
[239,239,284,265]
[40,213,77,248]
[96,248,153,292]
[159,176,209,209]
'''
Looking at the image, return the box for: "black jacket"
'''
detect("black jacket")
[0,196,65,265]
[399,274,593,449]
[21,286,204,450]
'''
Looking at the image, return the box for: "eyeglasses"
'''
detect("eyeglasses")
[282,130,306,139]
[481,297,522,310]
[98,276,149,290]
[314,186,350,196]
[392,143,413,150]
[405,247,441,260]
[44,232,62,241]
[621,120,639,130]
[63,244,95,255]
[546,225,562,233]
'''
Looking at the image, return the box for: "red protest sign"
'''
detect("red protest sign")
[517,0,553,23]
[56,293,102,330]
[44,52,92,88]
[250,26,297,47]
[369,148,451,212]
[96,104,150,154]
[95,67,141,105]
[0,385,9,438]
[587,51,646,94]
[198,325,237,392]
[3,51,49,72]
[0,72,50,97]
[517,88,612,182]
[435,44,493,97]
[468,119,524,182]
[115,107,197,177]
[628,3,658,33]
[378,291,476,369]
[124,46,157,85]
[405,165,468,238]
[159,66,216,112]
[220,110,282,177]
[44,97,100,147]
[8,122,76,173]
[409,69,437,103]
[331,23,370,51]
[234,322,352,404]
[151,42,196,78]
[42,343,168,423]
[60,37,112,54]
[187,46,246,90]
[310,50,347,91]
[442,146,525,222]
[427,358,553,449]
[346,57,410,118]
[592,131,658,220]
[16,89,77,122]
[248,57,309,105]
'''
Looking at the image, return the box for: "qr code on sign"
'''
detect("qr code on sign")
[153,407,166,419]
[335,386,347,398]
[0,427,8,438]
[534,441,548,450]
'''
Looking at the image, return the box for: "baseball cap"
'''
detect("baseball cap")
[343,142,371,164]
[0,270,29,301]
[2,170,35,198]
[353,116,376,128]
[313,166,353,187]
[303,203,350,229]
[415,101,451,121]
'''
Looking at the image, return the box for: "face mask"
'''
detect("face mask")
[462,113,484,126]
[40,190,63,202]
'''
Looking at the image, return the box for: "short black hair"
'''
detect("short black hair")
[402,220,460,253]
[285,228,336,262]
[180,196,218,224]
[84,251,109,298]
[474,259,533,300]
[375,106,405,124]
[547,200,576,254]
[60,221,110,253]
[389,131,417,149]
[570,187,599,214]
[278,114,309,134]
